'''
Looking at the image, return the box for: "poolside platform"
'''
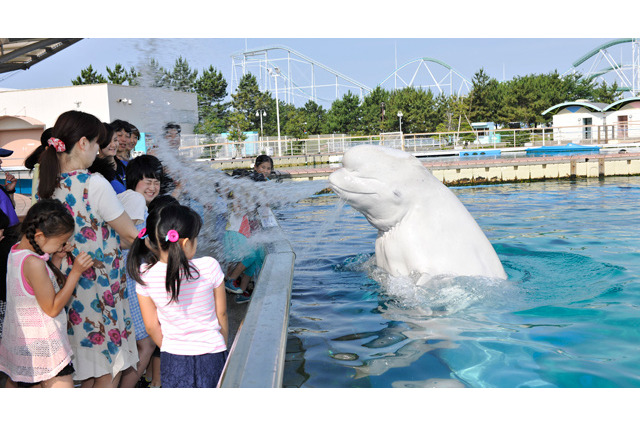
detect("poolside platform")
[266,152,640,186]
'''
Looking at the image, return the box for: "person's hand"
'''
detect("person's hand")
[71,252,94,275]
[51,242,73,265]
[4,172,16,192]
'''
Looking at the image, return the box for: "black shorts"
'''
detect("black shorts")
[15,363,75,388]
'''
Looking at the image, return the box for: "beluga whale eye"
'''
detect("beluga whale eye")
[393,190,402,199]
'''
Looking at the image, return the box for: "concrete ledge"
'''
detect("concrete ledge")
[218,237,295,388]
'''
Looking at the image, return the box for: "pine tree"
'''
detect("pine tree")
[71,65,107,85]
[106,64,129,84]
[165,57,198,92]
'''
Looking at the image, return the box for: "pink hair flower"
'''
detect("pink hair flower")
[166,229,179,243]
[138,228,147,239]
[47,137,66,153]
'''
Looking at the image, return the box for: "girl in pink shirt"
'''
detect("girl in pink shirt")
[0,199,93,387]
[126,203,228,388]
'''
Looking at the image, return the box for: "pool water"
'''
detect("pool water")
[279,176,640,388]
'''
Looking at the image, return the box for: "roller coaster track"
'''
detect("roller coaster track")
[231,45,372,106]
[378,57,471,96]
[565,38,640,96]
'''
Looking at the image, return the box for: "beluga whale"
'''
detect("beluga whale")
[328,144,507,281]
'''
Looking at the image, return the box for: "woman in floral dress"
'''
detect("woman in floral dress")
[37,111,139,387]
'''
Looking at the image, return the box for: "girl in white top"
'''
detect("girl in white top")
[127,203,228,388]
[0,199,93,387]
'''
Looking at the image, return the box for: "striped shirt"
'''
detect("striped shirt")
[137,257,226,355]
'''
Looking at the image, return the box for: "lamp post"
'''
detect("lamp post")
[255,109,266,139]
[397,110,404,151]
[269,67,282,157]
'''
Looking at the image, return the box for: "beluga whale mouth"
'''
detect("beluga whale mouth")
[329,144,507,281]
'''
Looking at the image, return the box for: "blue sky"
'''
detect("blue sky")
[0,38,621,90]
[2,2,635,101]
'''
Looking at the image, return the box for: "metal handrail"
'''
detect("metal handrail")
[218,236,295,388]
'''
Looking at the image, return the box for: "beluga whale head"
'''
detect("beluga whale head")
[329,144,426,232]
[329,144,507,280]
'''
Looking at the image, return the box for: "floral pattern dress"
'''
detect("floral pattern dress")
[53,170,138,381]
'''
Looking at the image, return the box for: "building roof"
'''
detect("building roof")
[542,100,609,116]
[603,97,640,111]
[0,38,82,74]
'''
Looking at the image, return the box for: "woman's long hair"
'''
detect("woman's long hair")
[38,110,105,199]
[127,203,202,303]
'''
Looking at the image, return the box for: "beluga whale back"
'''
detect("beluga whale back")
[328,144,507,280]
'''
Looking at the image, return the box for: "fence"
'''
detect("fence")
[178,121,640,160]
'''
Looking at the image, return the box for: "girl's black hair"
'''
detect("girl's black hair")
[254,154,273,169]
[99,122,115,150]
[21,199,75,288]
[125,154,164,191]
[38,110,105,199]
[24,127,53,170]
[88,156,117,182]
[88,122,118,181]
[110,119,132,134]
[130,125,140,139]
[127,203,202,303]
[148,194,180,213]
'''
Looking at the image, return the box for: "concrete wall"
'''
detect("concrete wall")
[552,107,605,143]
[0,84,198,134]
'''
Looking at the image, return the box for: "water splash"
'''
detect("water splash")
[127,40,329,263]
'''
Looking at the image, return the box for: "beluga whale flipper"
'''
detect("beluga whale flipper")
[328,144,507,280]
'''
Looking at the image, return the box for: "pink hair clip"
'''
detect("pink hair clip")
[38,253,50,262]
[47,137,66,153]
[165,229,179,243]
[138,228,147,239]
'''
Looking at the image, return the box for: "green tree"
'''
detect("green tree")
[194,103,228,136]
[232,73,273,132]
[193,65,230,137]
[300,100,326,135]
[385,86,438,133]
[359,86,391,134]
[126,66,141,86]
[106,63,129,84]
[142,58,169,88]
[435,94,469,133]
[467,68,501,123]
[228,111,249,157]
[592,80,622,104]
[194,65,228,113]
[283,108,307,139]
[165,56,198,92]
[71,65,107,85]
[322,91,362,134]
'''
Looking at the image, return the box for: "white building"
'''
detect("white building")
[542,98,640,143]
[0,83,198,168]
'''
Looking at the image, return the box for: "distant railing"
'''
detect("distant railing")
[179,121,640,160]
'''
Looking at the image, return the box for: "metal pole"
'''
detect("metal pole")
[270,68,282,157]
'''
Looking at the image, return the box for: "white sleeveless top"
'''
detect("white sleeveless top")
[0,245,73,382]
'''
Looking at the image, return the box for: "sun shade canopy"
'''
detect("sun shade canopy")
[0,38,82,74]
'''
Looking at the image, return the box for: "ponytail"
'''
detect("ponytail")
[37,146,61,199]
[38,110,105,199]
[126,227,158,288]
[129,203,202,303]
